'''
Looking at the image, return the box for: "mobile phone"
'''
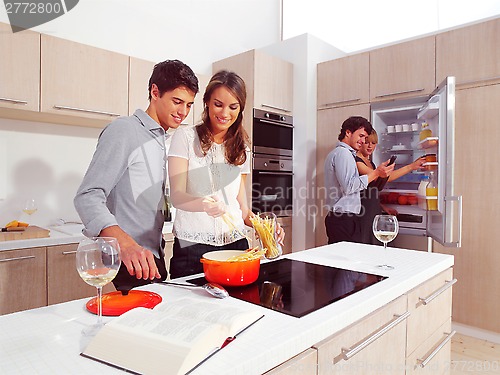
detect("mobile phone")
[388,155,397,166]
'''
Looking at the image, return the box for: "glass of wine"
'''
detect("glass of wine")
[22,198,38,216]
[76,237,121,336]
[372,214,399,270]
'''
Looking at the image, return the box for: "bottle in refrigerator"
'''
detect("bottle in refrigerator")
[426,171,438,210]
[418,175,429,209]
[419,122,432,141]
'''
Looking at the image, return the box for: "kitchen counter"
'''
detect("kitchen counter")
[0,242,454,374]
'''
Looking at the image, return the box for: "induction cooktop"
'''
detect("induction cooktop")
[187,258,387,318]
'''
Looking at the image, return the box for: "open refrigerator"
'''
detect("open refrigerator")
[371,77,462,248]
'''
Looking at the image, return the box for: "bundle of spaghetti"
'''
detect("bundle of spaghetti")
[249,214,280,259]
[221,213,252,242]
[225,247,265,262]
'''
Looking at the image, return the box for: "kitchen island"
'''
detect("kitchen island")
[0,242,454,374]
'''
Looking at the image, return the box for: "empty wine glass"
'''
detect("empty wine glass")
[372,215,399,270]
[76,237,121,336]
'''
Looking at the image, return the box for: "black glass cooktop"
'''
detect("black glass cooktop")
[187,258,387,318]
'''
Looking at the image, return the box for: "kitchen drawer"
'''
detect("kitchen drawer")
[314,296,408,375]
[406,268,454,356]
[264,348,318,375]
[406,319,454,375]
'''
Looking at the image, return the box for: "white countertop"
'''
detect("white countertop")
[0,242,454,374]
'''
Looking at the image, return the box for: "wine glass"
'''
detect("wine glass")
[22,199,38,216]
[372,215,399,270]
[76,237,121,336]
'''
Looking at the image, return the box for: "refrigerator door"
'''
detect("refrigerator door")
[418,76,462,247]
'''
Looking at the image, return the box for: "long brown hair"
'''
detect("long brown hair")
[196,70,249,166]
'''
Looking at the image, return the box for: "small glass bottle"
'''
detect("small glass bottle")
[419,122,432,141]
[426,171,438,211]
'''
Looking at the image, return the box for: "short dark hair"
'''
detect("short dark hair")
[148,59,199,100]
[338,116,373,141]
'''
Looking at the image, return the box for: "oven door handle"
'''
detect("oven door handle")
[255,171,294,176]
[256,119,294,128]
[260,194,278,202]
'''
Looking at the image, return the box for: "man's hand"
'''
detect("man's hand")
[100,225,160,280]
[376,159,395,178]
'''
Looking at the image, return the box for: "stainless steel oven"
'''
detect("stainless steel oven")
[252,108,293,157]
[252,154,293,217]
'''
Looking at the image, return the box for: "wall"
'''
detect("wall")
[260,34,345,251]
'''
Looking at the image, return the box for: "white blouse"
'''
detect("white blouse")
[168,126,251,246]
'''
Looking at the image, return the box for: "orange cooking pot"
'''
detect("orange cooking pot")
[200,250,260,287]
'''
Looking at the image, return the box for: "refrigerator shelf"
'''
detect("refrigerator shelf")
[418,137,439,149]
[418,95,440,120]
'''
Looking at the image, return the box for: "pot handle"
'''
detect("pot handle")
[200,258,221,266]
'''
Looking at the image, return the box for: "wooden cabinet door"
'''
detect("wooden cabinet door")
[47,243,114,305]
[437,17,500,87]
[254,50,293,115]
[128,57,155,115]
[315,104,370,247]
[41,35,129,122]
[277,216,292,254]
[264,348,317,375]
[0,22,40,112]
[370,36,435,102]
[0,247,46,315]
[191,73,210,126]
[317,52,369,109]
[314,296,408,375]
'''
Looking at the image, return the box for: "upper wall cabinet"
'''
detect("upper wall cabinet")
[370,36,435,102]
[317,52,369,109]
[0,23,40,112]
[436,17,500,88]
[41,35,129,121]
[128,57,155,116]
[213,49,293,116]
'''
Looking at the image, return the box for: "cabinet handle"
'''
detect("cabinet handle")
[338,311,410,362]
[319,98,361,109]
[62,250,77,255]
[53,105,121,117]
[457,75,500,87]
[0,255,35,263]
[261,104,291,113]
[0,97,28,105]
[418,278,457,306]
[375,88,424,98]
[416,330,456,368]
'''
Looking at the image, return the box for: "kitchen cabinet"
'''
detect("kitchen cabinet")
[41,35,129,123]
[370,36,435,102]
[128,57,155,115]
[265,348,318,375]
[47,243,115,305]
[213,49,293,116]
[314,296,408,374]
[191,73,210,126]
[317,52,369,109]
[315,104,371,247]
[436,17,500,88]
[0,247,46,315]
[0,22,40,113]
[277,216,292,254]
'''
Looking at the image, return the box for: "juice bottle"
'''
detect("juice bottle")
[419,122,432,141]
[426,171,438,211]
[418,175,429,209]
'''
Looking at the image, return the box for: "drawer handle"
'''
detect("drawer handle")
[53,105,121,117]
[319,98,361,108]
[261,104,291,113]
[0,97,28,105]
[419,278,457,306]
[339,311,410,362]
[375,88,424,98]
[62,251,77,255]
[417,330,456,368]
[0,255,35,263]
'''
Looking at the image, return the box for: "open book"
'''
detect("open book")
[81,297,264,375]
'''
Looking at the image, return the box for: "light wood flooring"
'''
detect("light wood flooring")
[451,333,500,374]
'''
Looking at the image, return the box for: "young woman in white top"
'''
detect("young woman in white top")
[168,70,283,278]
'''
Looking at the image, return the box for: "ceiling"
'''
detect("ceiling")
[282,0,500,53]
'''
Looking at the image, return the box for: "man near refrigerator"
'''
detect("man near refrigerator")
[324,116,394,244]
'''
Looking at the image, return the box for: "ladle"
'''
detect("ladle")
[160,281,229,299]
